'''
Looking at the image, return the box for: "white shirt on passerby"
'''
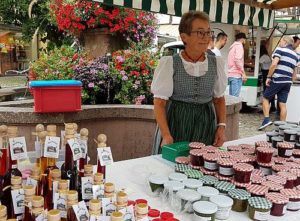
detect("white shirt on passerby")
[259,54,272,70]
[211,47,221,57]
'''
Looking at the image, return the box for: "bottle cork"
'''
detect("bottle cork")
[23,185,35,196]
[104,182,115,193]
[136,203,148,215]
[36,124,44,133]
[111,211,124,221]
[38,131,47,145]
[117,191,128,205]
[73,123,78,132]
[64,123,75,130]
[11,176,22,185]
[89,199,101,211]
[32,196,44,208]
[47,209,61,221]
[84,164,93,174]
[51,169,61,180]
[58,180,68,190]
[0,205,7,217]
[96,134,107,148]
[80,128,88,139]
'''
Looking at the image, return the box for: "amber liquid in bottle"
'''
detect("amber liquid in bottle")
[62,143,78,191]
[39,174,49,209]
[66,206,77,221]
[44,158,58,210]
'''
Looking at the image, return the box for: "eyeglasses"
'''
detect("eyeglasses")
[190,30,214,39]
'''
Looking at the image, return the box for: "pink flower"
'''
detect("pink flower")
[88,82,94,88]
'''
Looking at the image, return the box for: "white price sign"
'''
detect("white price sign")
[9,137,28,160]
[97,147,113,166]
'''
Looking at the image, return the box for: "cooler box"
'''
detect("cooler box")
[162,141,190,162]
[30,80,82,113]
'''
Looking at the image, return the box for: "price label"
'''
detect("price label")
[9,137,28,160]
[81,176,93,200]
[97,147,113,166]
[68,138,82,161]
[73,201,90,221]
[119,205,136,221]
[11,189,25,214]
[93,185,105,200]
[102,198,116,216]
[44,136,60,158]
[79,139,88,159]
[26,178,38,189]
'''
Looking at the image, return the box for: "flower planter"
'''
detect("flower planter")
[29,80,82,113]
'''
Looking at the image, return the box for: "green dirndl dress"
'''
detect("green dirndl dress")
[152,54,218,154]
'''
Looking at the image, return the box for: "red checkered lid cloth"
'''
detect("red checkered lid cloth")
[262,180,284,191]
[257,146,274,154]
[278,171,297,181]
[203,153,219,162]
[277,142,294,149]
[266,192,289,204]
[266,175,287,185]
[246,184,269,196]
[252,169,265,177]
[251,175,266,184]
[189,149,206,156]
[189,142,205,149]
[217,158,235,167]
[255,141,272,148]
[175,156,190,165]
[233,163,254,172]
[239,144,255,150]
[272,164,291,173]
[227,145,241,151]
[280,189,300,199]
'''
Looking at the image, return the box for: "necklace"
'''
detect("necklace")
[184,50,204,63]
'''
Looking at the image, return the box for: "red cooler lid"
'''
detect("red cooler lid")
[148,209,160,218]
[160,212,174,220]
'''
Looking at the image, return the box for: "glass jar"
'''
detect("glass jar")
[283,129,297,142]
[197,186,219,201]
[271,136,283,149]
[289,168,300,186]
[280,189,300,211]
[274,121,286,132]
[148,175,168,196]
[193,201,217,221]
[277,171,297,189]
[209,195,233,220]
[203,153,219,172]
[217,158,235,177]
[257,162,273,176]
[261,181,283,193]
[228,189,250,212]
[233,163,254,184]
[265,192,289,216]
[256,147,274,164]
[176,189,201,213]
[168,172,187,182]
[266,131,279,143]
[248,197,272,221]
[277,142,294,158]
[189,149,205,167]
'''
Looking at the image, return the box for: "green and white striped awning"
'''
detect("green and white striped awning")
[94,0,275,28]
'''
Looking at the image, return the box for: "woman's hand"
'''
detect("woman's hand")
[213,126,226,147]
[161,134,174,147]
[266,78,272,87]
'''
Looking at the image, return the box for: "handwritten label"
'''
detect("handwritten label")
[9,137,28,160]
[68,138,82,161]
[119,205,136,221]
[97,147,113,166]
[11,189,25,214]
[81,176,93,200]
[102,198,116,216]
[44,136,60,158]
[254,210,270,220]
[93,185,105,200]
[26,178,38,189]
[54,192,67,218]
[79,139,88,159]
[73,201,90,221]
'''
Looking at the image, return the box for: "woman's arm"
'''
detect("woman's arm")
[154,98,173,146]
[213,96,226,147]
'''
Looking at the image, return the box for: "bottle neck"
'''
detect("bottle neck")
[65,143,74,171]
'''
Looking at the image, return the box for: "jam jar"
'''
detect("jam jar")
[192,201,217,221]
[189,142,205,150]
[283,129,297,142]
[255,141,272,148]
[265,192,289,216]
[289,168,300,186]
[257,162,273,176]
[246,184,269,197]
[217,158,235,177]
[228,189,250,212]
[248,197,272,221]
[274,121,286,132]
[266,131,279,143]
[277,171,297,189]
[280,189,300,211]
[293,149,300,158]
[261,180,284,192]
[271,136,283,149]
[214,181,235,195]
[233,163,254,183]
[266,175,287,186]
[189,149,205,167]
[203,153,219,172]
[256,147,274,164]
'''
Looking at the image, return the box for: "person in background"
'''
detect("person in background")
[259,44,276,112]
[212,32,228,57]
[151,11,227,154]
[207,35,216,56]
[259,36,299,130]
[292,36,300,50]
[227,32,248,97]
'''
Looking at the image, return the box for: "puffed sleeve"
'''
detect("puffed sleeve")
[213,56,227,98]
[151,56,174,100]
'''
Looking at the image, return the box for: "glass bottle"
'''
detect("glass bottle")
[38,131,48,174]
[30,196,44,221]
[32,124,44,169]
[66,190,78,221]
[80,164,93,203]
[22,185,35,221]
[30,167,40,195]
[5,176,23,220]
[0,205,7,220]
[89,199,101,219]
[96,134,108,180]
[79,128,89,177]
[38,174,49,209]
[56,180,69,221]
[47,209,61,221]
[0,125,8,204]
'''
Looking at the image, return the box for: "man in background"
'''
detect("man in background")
[227,32,248,97]
[207,35,216,56]
[212,32,228,57]
[259,36,299,130]
[292,36,300,50]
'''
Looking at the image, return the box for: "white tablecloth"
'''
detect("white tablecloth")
[106,135,300,221]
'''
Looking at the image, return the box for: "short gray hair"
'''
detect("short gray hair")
[282,36,294,46]
[179,11,210,35]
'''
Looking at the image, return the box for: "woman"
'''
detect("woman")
[151,11,227,154]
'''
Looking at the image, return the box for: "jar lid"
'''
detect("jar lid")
[11,176,22,185]
[31,196,44,208]
[273,157,286,164]
[266,131,279,136]
[228,189,250,200]
[277,171,297,180]
[239,144,255,150]
[266,192,289,204]
[217,158,234,166]
[214,181,235,192]
[279,125,292,130]
[23,185,35,196]
[176,189,201,201]
[246,184,269,196]
[160,212,174,220]
[148,175,168,185]
[231,180,251,188]
[135,199,147,205]
[233,163,254,172]
[251,169,265,177]
[227,145,241,151]
[104,183,115,192]
[175,156,190,164]
[174,164,191,173]
[164,181,185,191]
[51,169,61,178]
[293,158,300,164]
[250,175,266,184]
[199,175,218,185]
[47,209,61,221]
[184,169,203,179]
[58,180,68,190]
[197,186,219,197]
[183,179,203,189]
[168,172,188,182]
[289,168,300,176]
[280,189,300,199]
[94,173,103,182]
[229,152,245,161]
[0,205,7,217]
[241,149,256,156]
[272,164,290,172]
[284,129,297,135]
[255,141,271,147]
[293,149,300,156]
[257,161,273,168]
[285,162,300,169]
[209,195,234,207]
[266,175,287,185]
[189,149,206,156]
[193,201,218,215]
[216,150,231,158]
[262,181,284,191]
[84,164,93,173]
[272,136,284,142]
[89,199,101,211]
[67,190,78,201]
[136,203,148,215]
[248,197,272,210]
[274,121,286,126]
[238,155,256,163]
[277,142,294,149]
[203,153,218,161]
[111,211,124,221]
[257,147,274,154]
[189,142,205,149]
[202,146,218,153]
[148,209,160,218]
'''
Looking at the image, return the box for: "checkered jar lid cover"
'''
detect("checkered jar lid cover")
[248,197,272,210]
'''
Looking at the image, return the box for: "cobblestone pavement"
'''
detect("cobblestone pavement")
[239,106,280,138]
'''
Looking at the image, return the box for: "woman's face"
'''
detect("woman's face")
[181,18,211,53]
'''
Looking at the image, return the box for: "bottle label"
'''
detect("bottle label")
[285,149,293,157]
[52,181,59,201]
[119,205,136,221]
[219,166,234,176]
[204,161,217,170]
[254,210,270,220]
[90,215,110,221]
[216,207,230,219]
[97,147,114,166]
[26,177,38,189]
[54,192,67,218]
[35,141,41,158]
[79,139,88,159]
[9,137,28,160]
[287,201,300,210]
[11,188,25,214]
[68,138,82,161]
[81,176,93,200]
[93,184,105,200]
[102,198,116,216]
[73,201,90,221]
[44,136,60,158]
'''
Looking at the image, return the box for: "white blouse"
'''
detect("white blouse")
[151,52,227,100]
